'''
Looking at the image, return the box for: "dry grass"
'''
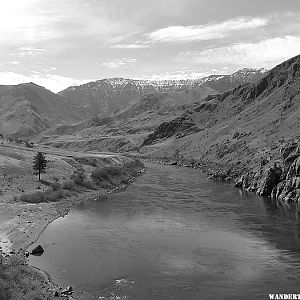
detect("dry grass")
[0,255,55,300]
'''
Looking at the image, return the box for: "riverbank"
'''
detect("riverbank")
[26,161,300,300]
[137,137,300,204]
[0,141,145,299]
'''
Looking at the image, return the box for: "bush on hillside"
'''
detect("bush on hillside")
[50,182,61,191]
[70,168,86,186]
[19,189,66,203]
[62,180,76,190]
[90,167,110,184]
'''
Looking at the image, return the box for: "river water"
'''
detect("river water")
[29,162,300,299]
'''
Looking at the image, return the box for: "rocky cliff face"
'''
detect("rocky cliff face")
[142,113,200,146]
[235,140,300,203]
[60,68,266,117]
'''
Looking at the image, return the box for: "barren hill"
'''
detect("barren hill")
[0,83,90,138]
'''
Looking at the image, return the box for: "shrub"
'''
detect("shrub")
[19,189,65,203]
[71,168,86,186]
[25,141,34,148]
[90,163,141,187]
[90,167,110,184]
[62,180,76,190]
[20,192,45,203]
[50,182,61,191]
[108,167,122,176]
[81,180,97,190]
[98,181,112,189]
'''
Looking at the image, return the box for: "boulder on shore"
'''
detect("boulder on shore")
[31,245,44,255]
[61,286,73,295]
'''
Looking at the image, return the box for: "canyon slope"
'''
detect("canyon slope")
[0,83,90,138]
[140,55,300,201]
[141,55,300,161]
[36,68,266,151]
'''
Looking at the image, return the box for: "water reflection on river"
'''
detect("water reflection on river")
[29,162,300,299]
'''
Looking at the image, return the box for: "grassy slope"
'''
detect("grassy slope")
[0,140,144,299]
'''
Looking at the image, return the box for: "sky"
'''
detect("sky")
[0,0,300,92]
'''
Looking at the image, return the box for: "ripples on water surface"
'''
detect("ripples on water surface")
[29,162,300,299]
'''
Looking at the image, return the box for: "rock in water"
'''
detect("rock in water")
[53,290,59,297]
[61,286,74,295]
[257,167,282,196]
[31,245,44,255]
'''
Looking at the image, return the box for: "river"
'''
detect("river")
[29,162,300,299]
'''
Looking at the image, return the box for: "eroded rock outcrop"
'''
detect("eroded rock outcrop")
[235,140,300,203]
[142,114,200,146]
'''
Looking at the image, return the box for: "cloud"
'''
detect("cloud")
[110,44,150,49]
[102,58,137,70]
[147,17,269,43]
[0,0,141,48]
[141,70,208,81]
[10,47,45,57]
[0,0,59,44]
[0,71,92,93]
[0,61,20,66]
[181,35,300,68]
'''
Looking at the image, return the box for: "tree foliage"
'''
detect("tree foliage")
[33,152,47,181]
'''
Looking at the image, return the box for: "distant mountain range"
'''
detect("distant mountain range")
[59,68,267,117]
[0,68,267,138]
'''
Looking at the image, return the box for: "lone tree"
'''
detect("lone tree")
[33,152,47,181]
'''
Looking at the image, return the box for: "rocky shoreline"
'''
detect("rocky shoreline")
[0,165,146,300]
[234,139,300,203]
[143,139,300,204]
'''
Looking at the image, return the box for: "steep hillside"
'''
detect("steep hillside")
[140,55,300,200]
[0,83,90,138]
[199,68,267,92]
[112,87,214,119]
[35,68,266,152]
[60,68,265,116]
[34,88,211,148]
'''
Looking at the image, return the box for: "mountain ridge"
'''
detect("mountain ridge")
[0,83,90,138]
[59,68,267,116]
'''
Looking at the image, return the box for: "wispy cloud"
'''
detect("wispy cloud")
[102,58,137,70]
[111,44,150,49]
[141,70,208,81]
[181,35,300,68]
[10,47,45,57]
[146,17,269,43]
[0,61,20,66]
[0,0,59,44]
